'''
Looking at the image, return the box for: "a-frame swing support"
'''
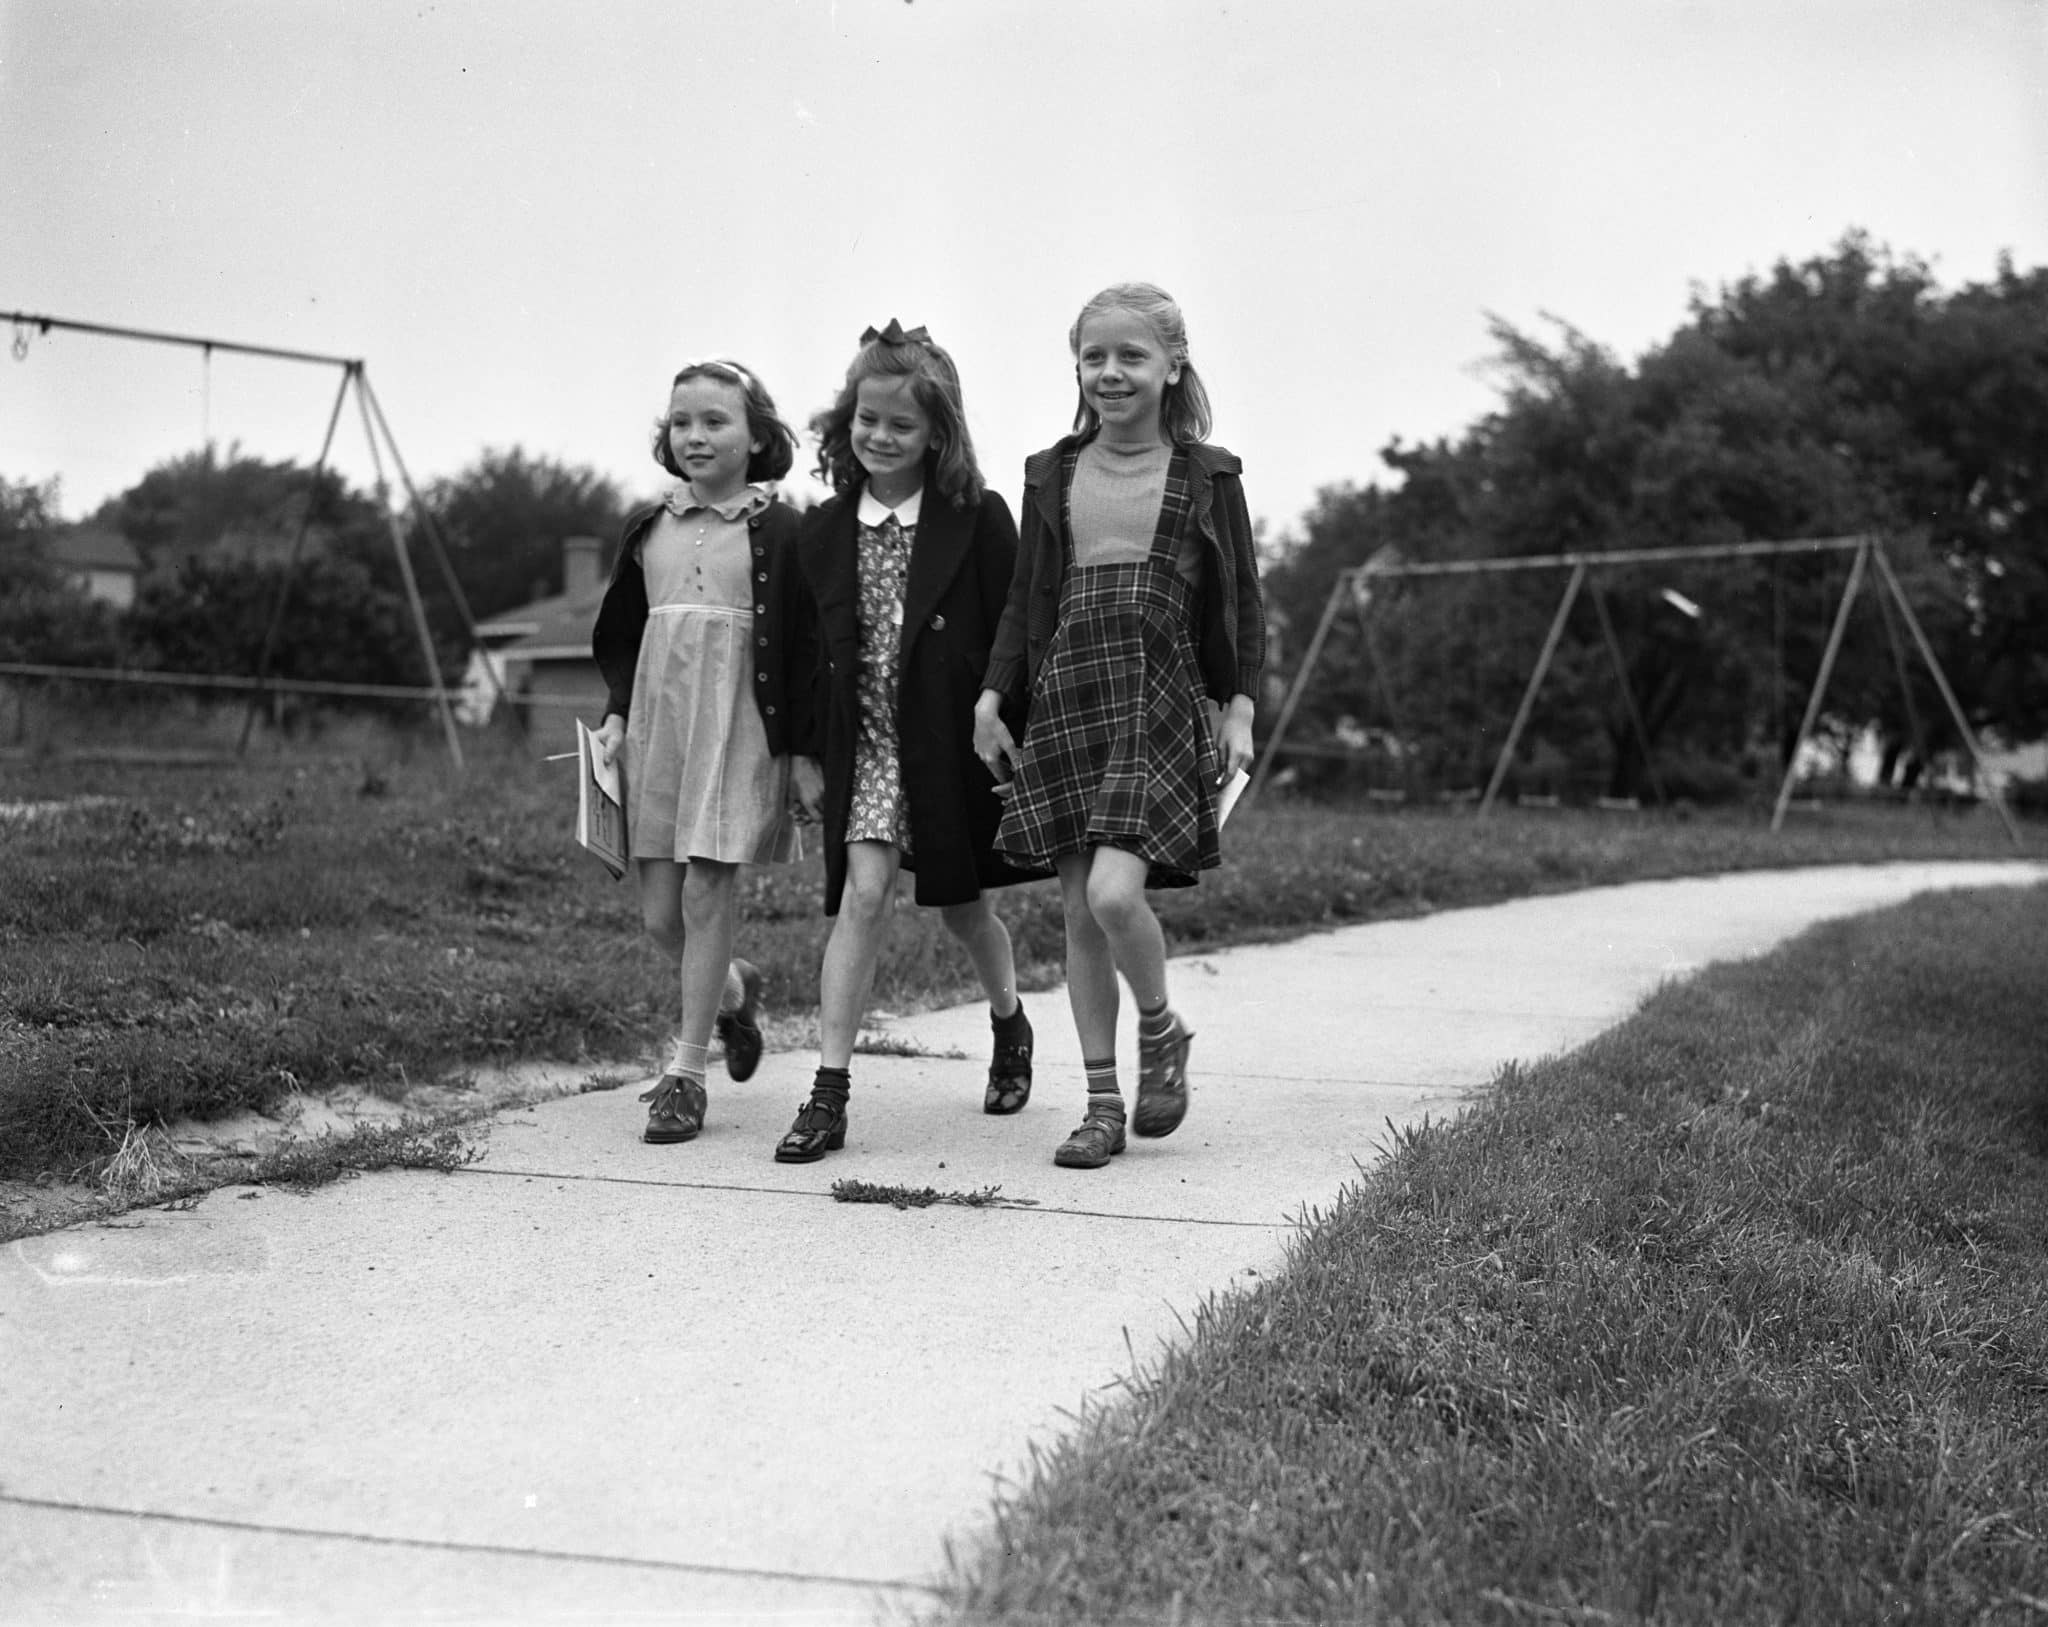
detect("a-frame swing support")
[1248,534,2021,848]
[5,309,500,771]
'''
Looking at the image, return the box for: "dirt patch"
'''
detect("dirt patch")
[0,1058,636,1243]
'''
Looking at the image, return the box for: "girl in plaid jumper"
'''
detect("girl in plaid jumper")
[973,284,1264,1170]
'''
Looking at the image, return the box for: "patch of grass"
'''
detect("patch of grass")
[247,1118,481,1189]
[830,1179,1031,1210]
[1,743,2032,1194]
[935,882,2048,1624]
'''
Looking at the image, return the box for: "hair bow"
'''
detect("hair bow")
[860,319,931,347]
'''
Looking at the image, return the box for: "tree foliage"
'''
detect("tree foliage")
[411,447,628,625]
[95,444,390,569]
[1264,234,2048,798]
[124,553,427,689]
[45,443,631,683]
[0,476,126,667]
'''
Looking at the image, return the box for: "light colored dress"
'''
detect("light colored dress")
[845,485,919,851]
[623,483,799,865]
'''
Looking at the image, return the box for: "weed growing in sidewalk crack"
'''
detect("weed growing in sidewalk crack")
[830,1179,1033,1210]
[250,1119,480,1190]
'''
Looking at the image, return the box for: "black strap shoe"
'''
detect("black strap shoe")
[983,1007,1034,1115]
[774,1094,848,1164]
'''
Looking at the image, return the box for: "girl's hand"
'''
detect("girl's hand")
[593,713,626,769]
[972,691,1019,786]
[1212,696,1255,784]
[789,755,825,826]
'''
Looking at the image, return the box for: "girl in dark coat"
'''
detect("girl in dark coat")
[776,322,1038,1163]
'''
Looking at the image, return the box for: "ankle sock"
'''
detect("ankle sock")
[992,1001,1029,1038]
[1083,1055,1124,1120]
[811,1066,851,1108]
[1137,1003,1177,1045]
[666,1039,710,1079]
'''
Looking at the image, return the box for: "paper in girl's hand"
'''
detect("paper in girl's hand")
[574,719,628,879]
[1216,767,1250,828]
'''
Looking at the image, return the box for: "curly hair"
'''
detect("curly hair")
[1068,282,1214,446]
[650,359,797,484]
[809,325,985,508]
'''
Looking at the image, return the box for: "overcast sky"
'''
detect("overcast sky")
[5,0,2045,546]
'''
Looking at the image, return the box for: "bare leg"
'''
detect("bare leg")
[938,894,1020,1018]
[678,858,741,1055]
[817,841,901,1071]
[1080,846,1168,1011]
[635,857,688,964]
[1056,851,1120,1059]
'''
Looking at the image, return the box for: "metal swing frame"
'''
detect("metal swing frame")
[5,308,499,770]
[1248,533,2021,847]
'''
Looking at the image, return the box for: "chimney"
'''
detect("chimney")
[562,536,603,598]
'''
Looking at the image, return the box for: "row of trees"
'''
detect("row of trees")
[8,232,2045,787]
[1,448,630,694]
[1263,234,2047,800]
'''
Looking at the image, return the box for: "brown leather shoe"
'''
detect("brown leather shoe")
[716,959,764,1082]
[1132,1016,1192,1139]
[1053,1109,1127,1169]
[640,1074,707,1144]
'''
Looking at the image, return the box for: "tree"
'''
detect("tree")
[96,444,389,570]
[409,447,628,625]
[0,476,125,667]
[1264,234,2048,797]
[125,552,427,693]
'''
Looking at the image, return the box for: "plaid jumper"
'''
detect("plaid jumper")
[995,448,1222,888]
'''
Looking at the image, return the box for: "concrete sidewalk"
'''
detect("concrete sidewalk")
[3,861,2042,1625]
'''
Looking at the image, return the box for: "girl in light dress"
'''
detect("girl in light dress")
[591,359,823,1145]
[775,321,1037,1164]
[973,284,1265,1170]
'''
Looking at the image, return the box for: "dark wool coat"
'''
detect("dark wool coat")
[798,484,1039,913]
[591,499,821,758]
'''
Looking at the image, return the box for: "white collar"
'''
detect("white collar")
[857,484,923,527]
[665,481,776,522]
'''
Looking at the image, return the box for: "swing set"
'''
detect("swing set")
[5,308,499,769]
[1248,533,2022,848]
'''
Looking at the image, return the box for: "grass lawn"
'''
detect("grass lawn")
[933,880,2048,1624]
[0,731,2034,1205]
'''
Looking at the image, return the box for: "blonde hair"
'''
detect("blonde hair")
[1068,282,1214,445]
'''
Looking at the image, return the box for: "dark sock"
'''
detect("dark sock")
[811,1066,850,1108]
[992,1001,1029,1037]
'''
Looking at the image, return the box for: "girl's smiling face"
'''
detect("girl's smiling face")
[1076,307,1179,443]
[667,376,761,502]
[849,375,933,506]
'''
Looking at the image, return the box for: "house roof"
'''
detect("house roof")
[479,585,608,661]
[47,525,141,574]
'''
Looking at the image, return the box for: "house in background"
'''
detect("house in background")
[460,535,612,754]
[48,525,143,610]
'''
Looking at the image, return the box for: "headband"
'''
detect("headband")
[675,357,758,390]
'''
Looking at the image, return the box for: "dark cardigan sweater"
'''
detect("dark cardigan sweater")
[981,435,1265,723]
[590,498,820,758]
